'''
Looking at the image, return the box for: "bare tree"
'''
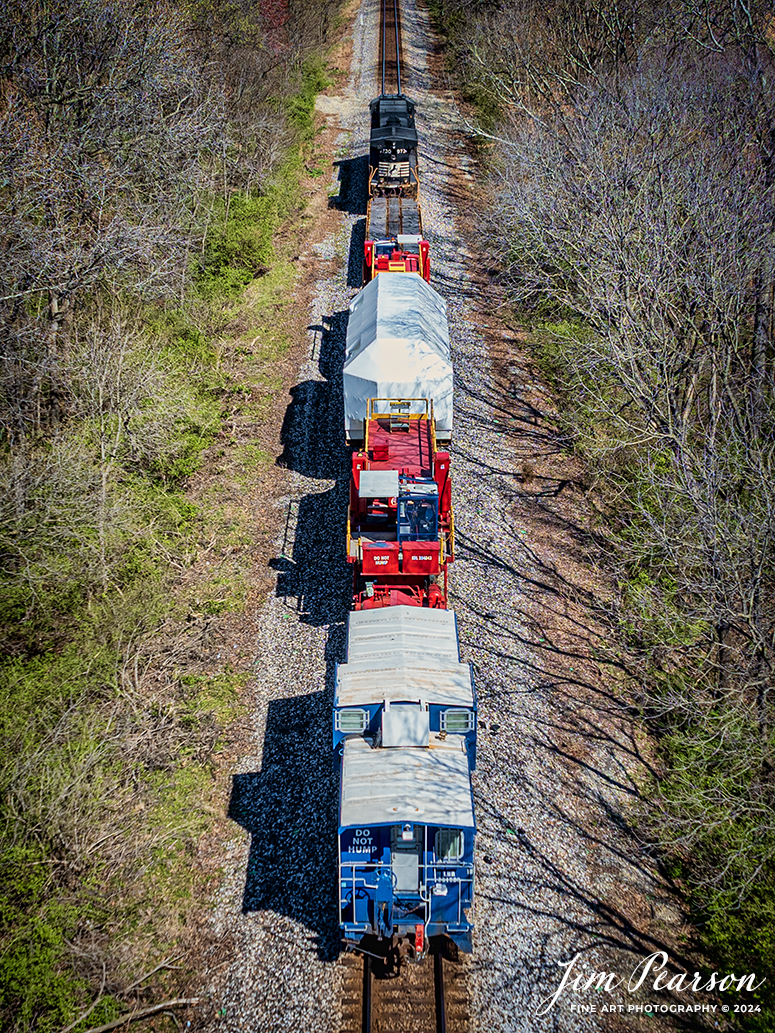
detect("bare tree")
[473,11,775,908]
[0,0,223,440]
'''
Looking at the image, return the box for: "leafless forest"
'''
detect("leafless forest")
[2,0,774,1028]
[432,0,774,1019]
[0,1,340,1029]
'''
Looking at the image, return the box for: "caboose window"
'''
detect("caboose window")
[435,829,464,861]
[441,709,473,733]
[336,709,368,733]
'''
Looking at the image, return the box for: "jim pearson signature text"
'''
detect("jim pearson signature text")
[537,950,765,1015]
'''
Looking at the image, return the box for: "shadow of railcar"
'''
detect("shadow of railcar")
[228,685,341,961]
[272,308,352,628]
[329,154,369,215]
[229,302,353,960]
[347,217,366,288]
[329,155,369,288]
[227,618,349,962]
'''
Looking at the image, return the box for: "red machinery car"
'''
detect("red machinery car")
[346,398,454,610]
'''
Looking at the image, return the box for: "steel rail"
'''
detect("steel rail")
[380,0,402,95]
[381,0,386,94]
[363,955,373,1033]
[394,0,402,95]
[434,949,447,1033]
[360,947,449,1033]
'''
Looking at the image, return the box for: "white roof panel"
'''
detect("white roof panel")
[346,606,460,663]
[344,274,453,436]
[336,658,474,708]
[339,736,475,829]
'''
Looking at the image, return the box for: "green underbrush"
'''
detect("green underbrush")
[285,56,331,139]
[196,57,330,302]
[0,644,243,1032]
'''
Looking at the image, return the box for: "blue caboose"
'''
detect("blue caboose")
[338,737,475,953]
[335,606,476,956]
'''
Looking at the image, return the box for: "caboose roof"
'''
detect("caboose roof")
[339,736,475,830]
[335,657,474,709]
[345,605,460,663]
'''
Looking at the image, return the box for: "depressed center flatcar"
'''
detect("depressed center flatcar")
[336,607,477,958]
[343,273,453,444]
[347,403,454,609]
[343,273,455,609]
[363,195,429,283]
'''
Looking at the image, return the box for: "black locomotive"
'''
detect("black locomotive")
[368,94,419,197]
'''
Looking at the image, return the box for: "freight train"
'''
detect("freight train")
[335,92,476,967]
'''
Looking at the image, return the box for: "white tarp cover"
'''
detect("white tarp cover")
[344,273,453,439]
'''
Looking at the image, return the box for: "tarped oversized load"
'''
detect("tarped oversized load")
[343,273,453,441]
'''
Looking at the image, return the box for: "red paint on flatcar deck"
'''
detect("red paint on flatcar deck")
[366,418,433,477]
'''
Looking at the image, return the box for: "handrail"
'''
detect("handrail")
[340,858,475,935]
[367,396,430,422]
[340,860,474,881]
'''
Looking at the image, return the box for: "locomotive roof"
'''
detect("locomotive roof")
[336,657,475,709]
[369,95,418,147]
[369,93,417,119]
[346,605,460,663]
[370,124,419,148]
[338,736,475,830]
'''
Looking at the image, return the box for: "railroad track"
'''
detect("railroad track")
[341,940,471,1033]
[379,0,403,95]
[339,3,472,1031]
